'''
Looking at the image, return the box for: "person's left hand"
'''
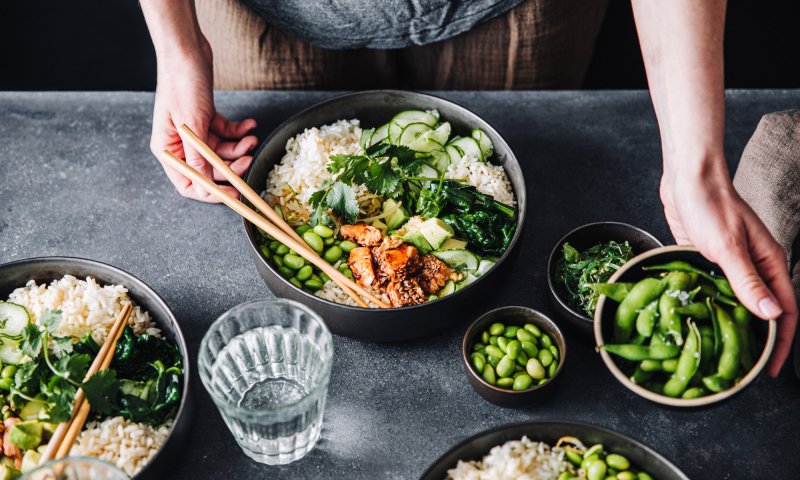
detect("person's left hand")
[661,160,798,377]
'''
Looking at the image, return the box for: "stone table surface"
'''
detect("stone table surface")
[1,90,799,479]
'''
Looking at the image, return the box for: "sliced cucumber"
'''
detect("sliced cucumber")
[475,259,496,276]
[0,341,23,365]
[428,122,451,145]
[445,144,464,164]
[369,123,390,146]
[455,272,480,291]
[448,136,484,161]
[0,302,30,337]
[432,249,479,272]
[429,150,451,173]
[398,123,433,149]
[471,129,494,159]
[392,109,439,128]
[439,238,467,250]
[388,122,404,143]
[439,281,455,297]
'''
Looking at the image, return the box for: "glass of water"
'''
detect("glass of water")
[21,457,128,480]
[199,299,334,465]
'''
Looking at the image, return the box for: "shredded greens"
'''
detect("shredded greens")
[555,240,634,316]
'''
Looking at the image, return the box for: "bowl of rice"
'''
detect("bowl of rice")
[243,90,526,341]
[0,257,192,479]
[419,421,689,480]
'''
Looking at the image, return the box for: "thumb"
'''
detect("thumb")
[716,243,782,321]
[179,121,213,200]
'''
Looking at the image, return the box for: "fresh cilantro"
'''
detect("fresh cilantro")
[20,324,42,359]
[326,182,359,224]
[363,161,401,197]
[358,127,375,152]
[40,309,62,333]
[51,336,75,357]
[81,369,120,416]
[55,353,90,382]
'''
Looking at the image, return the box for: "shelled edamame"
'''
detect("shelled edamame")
[555,437,653,480]
[598,260,763,399]
[470,322,561,390]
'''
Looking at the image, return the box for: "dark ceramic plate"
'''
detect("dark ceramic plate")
[418,421,689,480]
[0,257,192,480]
[547,222,663,339]
[243,90,526,342]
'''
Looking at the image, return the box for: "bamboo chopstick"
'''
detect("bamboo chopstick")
[177,124,373,308]
[159,149,390,308]
[39,303,133,464]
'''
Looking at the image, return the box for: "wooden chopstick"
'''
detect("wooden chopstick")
[39,303,133,464]
[177,124,373,308]
[160,149,390,308]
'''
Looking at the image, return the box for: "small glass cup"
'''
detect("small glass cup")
[199,299,334,465]
[21,457,128,480]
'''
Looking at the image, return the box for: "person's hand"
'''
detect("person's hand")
[149,38,258,202]
[661,161,798,377]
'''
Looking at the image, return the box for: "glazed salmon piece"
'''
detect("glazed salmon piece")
[348,247,377,287]
[339,223,383,247]
[386,278,427,307]
[418,254,461,294]
[373,242,419,282]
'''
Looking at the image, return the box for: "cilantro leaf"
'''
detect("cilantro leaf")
[43,376,77,423]
[363,161,401,198]
[56,353,91,382]
[82,369,120,416]
[51,336,75,358]
[358,128,375,152]
[20,324,42,359]
[14,359,43,394]
[325,182,359,223]
[40,309,62,333]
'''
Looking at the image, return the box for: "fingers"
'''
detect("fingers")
[211,156,253,182]
[212,135,259,160]
[210,113,257,139]
[178,121,214,200]
[714,235,782,321]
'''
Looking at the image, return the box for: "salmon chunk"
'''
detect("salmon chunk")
[418,254,460,294]
[348,247,377,287]
[373,242,420,282]
[386,278,427,307]
[340,223,383,247]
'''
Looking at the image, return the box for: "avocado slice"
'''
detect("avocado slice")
[19,398,47,421]
[419,218,454,250]
[439,238,467,251]
[382,199,409,230]
[9,421,43,451]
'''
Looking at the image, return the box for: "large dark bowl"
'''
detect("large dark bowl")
[0,257,192,480]
[243,90,526,342]
[547,222,663,339]
[462,307,566,408]
[419,421,689,480]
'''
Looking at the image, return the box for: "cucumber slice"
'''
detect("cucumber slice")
[439,281,455,297]
[432,249,479,272]
[392,109,439,128]
[429,150,450,173]
[0,302,30,337]
[418,164,439,181]
[369,123,390,146]
[471,129,494,159]
[455,272,480,291]
[448,136,484,161]
[398,123,433,149]
[0,341,23,365]
[475,259,496,276]
[428,122,451,145]
[388,122,404,143]
[445,144,464,165]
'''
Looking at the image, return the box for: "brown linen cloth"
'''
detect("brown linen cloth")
[195,0,608,90]
[733,110,800,376]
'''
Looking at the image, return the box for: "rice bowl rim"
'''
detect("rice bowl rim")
[0,256,191,478]
[243,90,527,314]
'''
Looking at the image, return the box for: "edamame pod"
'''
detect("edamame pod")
[675,302,710,319]
[658,291,683,345]
[732,304,755,371]
[644,261,734,296]
[588,282,635,303]
[681,386,707,399]
[663,320,701,397]
[635,300,658,337]
[601,343,680,361]
[614,278,666,342]
[711,304,741,381]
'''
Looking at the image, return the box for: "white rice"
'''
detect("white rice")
[72,417,173,477]
[8,275,160,345]
[446,437,571,480]
[314,279,390,307]
[445,154,516,206]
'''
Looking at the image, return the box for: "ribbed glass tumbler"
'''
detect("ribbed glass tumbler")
[199,299,333,465]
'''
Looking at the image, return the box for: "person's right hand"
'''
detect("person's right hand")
[149,37,258,202]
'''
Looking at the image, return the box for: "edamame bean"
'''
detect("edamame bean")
[516,328,535,342]
[547,360,558,377]
[512,373,533,390]
[259,245,271,260]
[504,326,520,338]
[606,454,630,471]
[712,304,741,380]
[616,472,637,480]
[521,341,538,358]
[324,246,343,263]
[681,386,707,399]
[538,348,554,367]
[340,268,353,280]
[515,350,528,367]
[302,230,324,253]
[523,323,541,337]
[304,278,324,290]
[313,224,334,238]
[639,359,662,372]
[584,444,604,459]
[324,236,335,246]
[661,358,679,373]
[487,355,501,368]
[296,265,313,281]
[273,255,284,268]
[587,459,608,480]
[0,378,12,391]
[472,353,486,372]
[581,454,600,471]
[1,366,15,379]
[496,356,515,378]
[482,364,496,385]
[283,254,304,270]
[549,345,559,359]
[473,342,486,352]
[558,472,575,480]
[489,336,499,346]
[320,272,331,283]
[481,331,490,344]
[565,450,583,465]
[497,377,514,388]
[540,334,553,349]
[278,266,295,279]
[526,358,545,379]
[614,277,666,342]
[506,340,521,360]
[275,244,290,256]
[290,278,303,289]
[340,240,358,253]
[658,291,683,345]
[635,300,658,337]
[295,224,311,235]
[489,323,505,336]
[497,336,509,353]
[637,473,654,480]
[268,240,281,252]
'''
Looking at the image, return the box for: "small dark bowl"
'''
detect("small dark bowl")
[0,257,192,479]
[462,306,566,408]
[418,420,689,480]
[547,222,663,339]
[594,246,776,407]
[244,90,526,342]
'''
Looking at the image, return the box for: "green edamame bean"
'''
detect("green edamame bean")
[268,240,281,252]
[637,473,654,480]
[296,266,316,281]
[290,278,303,289]
[523,323,542,337]
[635,300,658,337]
[319,271,331,283]
[471,352,486,372]
[565,450,583,465]
[581,454,600,471]
[584,444,604,459]
[482,364,496,385]
[516,328,535,342]
[497,336,510,353]
[526,358,545,380]
[487,355,500,368]
[549,345,559,359]
[489,323,505,336]
[504,326,520,338]
[274,244,289,256]
[309,273,322,283]
[1,366,15,379]
[0,378,12,391]
[489,335,499,346]
[681,386,707,399]
[481,331,490,344]
[259,245,271,260]
[302,230,324,253]
[506,340,521,360]
[617,472,637,480]
[342,268,354,280]
[496,356,515,378]
[639,359,662,372]
[540,334,553,349]
[606,454,630,471]
[587,459,608,480]
[663,321,701,397]
[589,282,634,303]
[324,236,335,246]
[497,377,514,388]
[304,278,324,290]
[666,271,693,291]
[278,266,295,279]
[272,255,284,268]
[515,350,528,367]
[614,277,666,342]
[547,360,558,377]
[473,342,486,352]
[661,358,679,373]
[283,254,304,270]
[514,364,524,373]
[512,373,533,390]
[313,224,334,238]
[295,224,311,235]
[558,472,575,480]
[538,348,554,367]
[485,345,504,360]
[340,240,358,253]
[713,304,741,381]
[324,246,343,263]
[521,341,538,358]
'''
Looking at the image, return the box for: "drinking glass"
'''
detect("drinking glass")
[199,299,334,465]
[21,457,128,480]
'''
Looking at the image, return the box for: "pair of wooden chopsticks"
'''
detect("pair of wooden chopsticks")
[39,304,133,464]
[160,124,389,309]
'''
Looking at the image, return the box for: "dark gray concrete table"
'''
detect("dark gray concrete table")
[2,91,799,479]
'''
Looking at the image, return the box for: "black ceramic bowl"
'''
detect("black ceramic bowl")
[594,246,776,407]
[418,421,689,480]
[0,257,192,480]
[462,307,565,408]
[547,222,663,338]
[243,90,526,342]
